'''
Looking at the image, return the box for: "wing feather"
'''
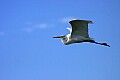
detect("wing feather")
[69,19,93,38]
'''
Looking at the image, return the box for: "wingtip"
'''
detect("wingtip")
[89,21,94,24]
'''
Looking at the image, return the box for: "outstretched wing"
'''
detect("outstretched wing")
[69,19,93,38]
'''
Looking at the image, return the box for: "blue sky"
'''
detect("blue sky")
[0,0,120,80]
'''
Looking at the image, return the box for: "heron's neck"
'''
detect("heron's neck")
[61,34,71,45]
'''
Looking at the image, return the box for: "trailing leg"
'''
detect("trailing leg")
[90,40,110,47]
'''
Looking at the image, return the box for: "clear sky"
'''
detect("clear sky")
[0,0,120,80]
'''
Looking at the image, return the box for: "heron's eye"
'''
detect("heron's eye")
[63,37,67,41]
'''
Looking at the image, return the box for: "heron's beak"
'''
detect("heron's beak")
[53,35,65,38]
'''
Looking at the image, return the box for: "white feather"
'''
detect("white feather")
[67,27,72,33]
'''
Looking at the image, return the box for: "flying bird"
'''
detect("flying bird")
[53,19,110,47]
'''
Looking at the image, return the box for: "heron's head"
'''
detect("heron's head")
[53,35,69,44]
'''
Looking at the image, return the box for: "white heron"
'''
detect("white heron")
[53,19,110,47]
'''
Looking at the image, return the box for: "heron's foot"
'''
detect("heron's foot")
[101,43,110,47]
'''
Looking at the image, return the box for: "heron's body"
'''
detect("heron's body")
[62,34,92,45]
[53,19,110,47]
